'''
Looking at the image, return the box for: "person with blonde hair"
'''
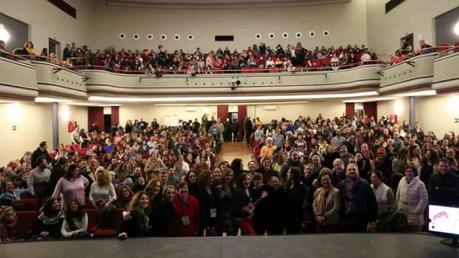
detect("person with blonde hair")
[89,168,117,208]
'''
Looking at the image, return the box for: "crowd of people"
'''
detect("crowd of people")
[1,112,459,242]
[74,42,377,74]
[1,39,378,74]
[390,39,435,64]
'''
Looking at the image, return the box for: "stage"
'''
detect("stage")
[1,234,458,258]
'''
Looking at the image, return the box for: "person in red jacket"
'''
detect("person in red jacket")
[170,182,200,237]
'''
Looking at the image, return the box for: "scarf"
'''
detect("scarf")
[38,211,64,225]
[135,207,150,234]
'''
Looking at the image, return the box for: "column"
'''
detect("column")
[52,102,59,148]
[409,96,415,129]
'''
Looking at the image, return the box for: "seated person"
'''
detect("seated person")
[0,207,23,242]
[61,200,89,238]
[33,198,64,240]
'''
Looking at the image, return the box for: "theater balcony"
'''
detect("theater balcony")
[32,60,87,99]
[0,54,38,100]
[83,63,384,101]
[379,52,438,94]
[432,46,459,93]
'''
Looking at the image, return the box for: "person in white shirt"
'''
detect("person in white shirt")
[360,49,372,63]
[89,169,117,208]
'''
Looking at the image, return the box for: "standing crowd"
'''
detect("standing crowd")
[1,113,459,242]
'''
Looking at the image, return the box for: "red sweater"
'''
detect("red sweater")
[170,195,200,237]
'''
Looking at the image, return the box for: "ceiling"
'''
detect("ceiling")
[104,0,350,8]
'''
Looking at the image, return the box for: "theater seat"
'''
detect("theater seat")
[87,208,124,238]
[13,199,41,211]
[435,44,449,52]
[16,210,39,238]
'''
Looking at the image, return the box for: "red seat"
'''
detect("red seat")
[85,198,94,209]
[13,199,41,211]
[16,211,39,237]
[87,208,124,238]
[435,44,449,52]
[454,42,459,52]
[241,67,251,73]
[87,208,98,230]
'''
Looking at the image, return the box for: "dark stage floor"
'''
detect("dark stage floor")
[1,234,458,258]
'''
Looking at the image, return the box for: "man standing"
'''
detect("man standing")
[339,163,377,232]
[31,141,51,168]
[428,158,459,206]
[27,157,52,198]
[280,150,303,183]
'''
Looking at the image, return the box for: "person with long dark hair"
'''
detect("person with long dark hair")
[184,171,199,197]
[33,197,64,240]
[114,184,134,209]
[61,200,89,238]
[117,191,151,239]
[265,176,285,235]
[230,158,244,182]
[197,171,220,236]
[284,167,308,234]
[52,164,89,207]
[232,173,256,235]
[217,168,237,235]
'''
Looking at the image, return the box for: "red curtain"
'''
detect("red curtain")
[238,105,247,141]
[111,106,120,126]
[345,103,355,119]
[363,102,378,120]
[88,107,104,131]
[217,105,229,122]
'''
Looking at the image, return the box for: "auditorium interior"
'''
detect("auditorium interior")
[0,0,459,257]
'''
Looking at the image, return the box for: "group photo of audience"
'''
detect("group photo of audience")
[1,39,379,74]
[1,112,459,242]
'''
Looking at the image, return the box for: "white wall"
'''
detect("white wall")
[119,104,218,126]
[415,94,459,137]
[1,0,94,55]
[0,102,53,166]
[89,0,368,52]
[249,101,345,121]
[367,0,459,57]
[377,98,410,123]
[58,104,88,145]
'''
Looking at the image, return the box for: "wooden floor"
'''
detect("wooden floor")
[217,141,253,167]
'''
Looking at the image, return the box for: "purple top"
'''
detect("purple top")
[52,176,89,207]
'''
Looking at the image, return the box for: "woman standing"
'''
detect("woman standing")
[370,171,395,230]
[117,191,151,239]
[52,164,89,207]
[232,173,256,236]
[170,182,200,237]
[312,170,341,232]
[218,168,236,235]
[89,169,117,208]
[284,167,308,234]
[197,171,220,236]
[395,166,428,232]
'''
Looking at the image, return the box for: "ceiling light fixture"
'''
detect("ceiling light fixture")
[89,91,378,103]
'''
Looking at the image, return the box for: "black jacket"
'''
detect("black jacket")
[339,177,377,225]
[428,172,459,206]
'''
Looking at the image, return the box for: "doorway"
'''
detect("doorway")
[49,38,61,59]
[104,114,112,133]
[400,33,414,51]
